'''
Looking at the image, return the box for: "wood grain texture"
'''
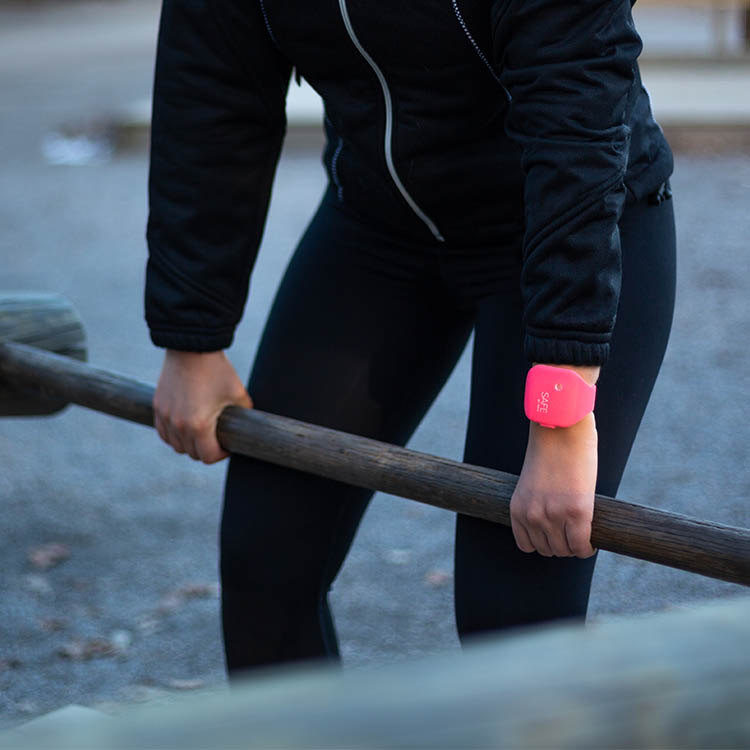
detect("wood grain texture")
[0,339,748,586]
[0,292,86,416]
[2,594,749,749]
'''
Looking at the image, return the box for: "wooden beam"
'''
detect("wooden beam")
[3,594,749,749]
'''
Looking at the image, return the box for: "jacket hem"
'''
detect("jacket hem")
[148,326,235,352]
[524,334,610,367]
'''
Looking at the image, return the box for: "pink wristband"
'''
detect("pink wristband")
[524,364,597,429]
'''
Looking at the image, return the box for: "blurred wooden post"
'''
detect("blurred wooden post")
[0,292,86,416]
[2,595,749,749]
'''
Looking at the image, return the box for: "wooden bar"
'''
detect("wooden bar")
[0,339,748,586]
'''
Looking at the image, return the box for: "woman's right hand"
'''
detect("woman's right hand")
[153,349,253,464]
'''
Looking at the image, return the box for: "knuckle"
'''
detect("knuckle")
[191,417,211,435]
[546,504,568,523]
[566,502,589,520]
[525,507,545,526]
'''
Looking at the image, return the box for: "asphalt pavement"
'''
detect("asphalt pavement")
[1,0,748,730]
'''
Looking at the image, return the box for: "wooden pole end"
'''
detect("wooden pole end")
[0,292,87,416]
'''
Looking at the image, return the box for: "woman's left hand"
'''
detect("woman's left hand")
[510,410,599,559]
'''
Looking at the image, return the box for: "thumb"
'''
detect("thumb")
[237,390,253,410]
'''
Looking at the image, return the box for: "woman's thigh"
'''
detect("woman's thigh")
[455,190,677,637]
[220,192,476,593]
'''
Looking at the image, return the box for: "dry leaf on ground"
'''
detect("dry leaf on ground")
[424,569,453,587]
[39,617,68,632]
[0,658,22,673]
[28,542,70,571]
[58,638,115,661]
[156,582,219,615]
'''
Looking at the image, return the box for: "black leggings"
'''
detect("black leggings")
[219,183,676,675]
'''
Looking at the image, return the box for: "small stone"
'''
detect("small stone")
[385,549,411,565]
[24,574,53,597]
[0,658,22,673]
[167,678,204,691]
[126,684,168,703]
[39,617,68,632]
[136,615,160,635]
[109,630,133,654]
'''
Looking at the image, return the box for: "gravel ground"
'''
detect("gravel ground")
[1,0,748,731]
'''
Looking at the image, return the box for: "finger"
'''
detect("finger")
[164,420,187,455]
[184,433,201,461]
[182,419,207,461]
[154,413,169,445]
[511,517,536,554]
[195,429,229,464]
[564,520,597,559]
[527,526,553,557]
[545,523,574,557]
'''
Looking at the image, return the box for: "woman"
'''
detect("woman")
[145,0,676,675]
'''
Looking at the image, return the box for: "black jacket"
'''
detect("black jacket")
[145,0,673,366]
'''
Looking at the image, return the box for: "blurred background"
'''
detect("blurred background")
[1,0,749,731]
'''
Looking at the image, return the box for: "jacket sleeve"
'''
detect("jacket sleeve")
[491,0,643,366]
[145,0,292,351]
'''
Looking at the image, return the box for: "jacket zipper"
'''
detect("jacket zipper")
[451,0,511,101]
[337,0,445,242]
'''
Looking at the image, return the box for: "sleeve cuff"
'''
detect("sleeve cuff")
[524,333,610,367]
[148,326,235,352]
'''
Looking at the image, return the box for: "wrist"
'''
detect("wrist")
[166,349,225,362]
[529,410,597,444]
